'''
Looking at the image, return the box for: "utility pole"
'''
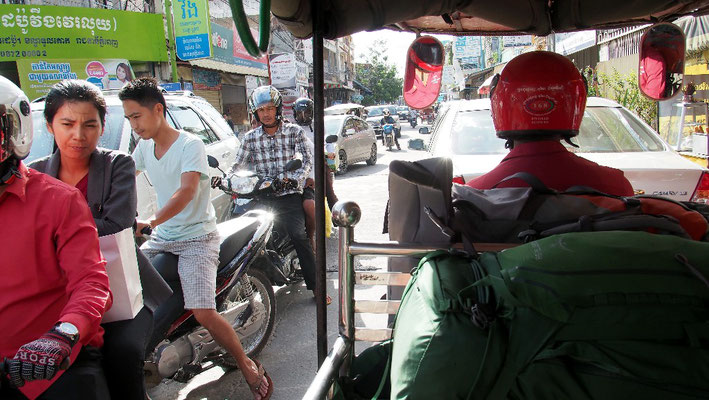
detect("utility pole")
[164,0,179,82]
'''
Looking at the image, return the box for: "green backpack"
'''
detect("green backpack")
[390,231,709,400]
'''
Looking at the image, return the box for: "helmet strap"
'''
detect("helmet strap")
[564,136,579,148]
[0,157,20,186]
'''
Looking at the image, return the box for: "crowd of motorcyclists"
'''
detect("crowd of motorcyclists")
[0,50,643,400]
[0,75,324,399]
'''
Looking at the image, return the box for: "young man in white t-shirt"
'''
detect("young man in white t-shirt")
[119,78,270,399]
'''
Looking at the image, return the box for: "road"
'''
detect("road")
[148,121,432,399]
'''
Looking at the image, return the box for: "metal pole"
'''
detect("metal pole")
[312,0,328,367]
[164,0,179,82]
[338,224,355,376]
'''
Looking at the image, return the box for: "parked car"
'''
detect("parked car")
[396,105,410,121]
[324,103,366,118]
[426,98,709,203]
[27,90,241,221]
[325,114,378,174]
[365,105,401,139]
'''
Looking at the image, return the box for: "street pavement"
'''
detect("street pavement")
[148,122,433,399]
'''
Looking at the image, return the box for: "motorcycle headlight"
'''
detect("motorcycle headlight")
[229,175,259,194]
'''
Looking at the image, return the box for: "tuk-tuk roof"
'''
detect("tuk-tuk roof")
[272,0,709,39]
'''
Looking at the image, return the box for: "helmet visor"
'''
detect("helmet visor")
[0,106,25,162]
[251,88,276,111]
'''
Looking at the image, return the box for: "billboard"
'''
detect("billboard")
[17,58,133,100]
[0,5,167,62]
[211,22,268,70]
[172,0,211,60]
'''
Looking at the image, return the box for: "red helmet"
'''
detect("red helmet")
[490,51,586,140]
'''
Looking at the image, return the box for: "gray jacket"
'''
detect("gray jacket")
[29,149,172,312]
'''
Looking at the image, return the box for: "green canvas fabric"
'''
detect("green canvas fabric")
[389,231,709,400]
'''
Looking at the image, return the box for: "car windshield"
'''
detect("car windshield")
[448,106,666,155]
[325,117,344,135]
[397,106,408,112]
[26,105,126,163]
[366,107,384,117]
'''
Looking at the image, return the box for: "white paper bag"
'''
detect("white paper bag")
[99,228,144,323]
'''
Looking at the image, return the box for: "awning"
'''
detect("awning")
[324,83,354,90]
[353,79,373,95]
[478,74,496,95]
[189,58,269,78]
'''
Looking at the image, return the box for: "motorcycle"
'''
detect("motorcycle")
[211,156,305,288]
[410,114,418,128]
[382,123,395,151]
[143,207,277,385]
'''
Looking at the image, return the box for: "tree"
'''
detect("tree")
[355,40,403,105]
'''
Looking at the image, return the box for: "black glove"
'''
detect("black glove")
[8,330,73,387]
[211,176,222,189]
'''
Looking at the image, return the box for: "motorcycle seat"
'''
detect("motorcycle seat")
[216,214,262,271]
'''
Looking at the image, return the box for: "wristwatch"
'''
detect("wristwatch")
[52,322,80,346]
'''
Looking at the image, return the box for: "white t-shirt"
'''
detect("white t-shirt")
[132,131,217,241]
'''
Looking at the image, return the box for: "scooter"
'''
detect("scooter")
[382,123,395,151]
[212,157,306,288]
[143,206,277,385]
[410,115,418,128]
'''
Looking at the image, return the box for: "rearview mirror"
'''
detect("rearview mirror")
[207,155,219,168]
[404,36,444,110]
[285,159,302,172]
[418,127,430,135]
[326,134,338,143]
[639,23,685,101]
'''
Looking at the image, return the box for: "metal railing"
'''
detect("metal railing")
[303,201,514,400]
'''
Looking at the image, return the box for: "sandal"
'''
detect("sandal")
[247,360,273,400]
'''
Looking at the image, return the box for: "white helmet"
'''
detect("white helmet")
[0,75,32,164]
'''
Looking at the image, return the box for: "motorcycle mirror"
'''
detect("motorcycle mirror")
[639,23,686,101]
[418,127,429,135]
[207,155,220,168]
[404,36,444,110]
[285,159,303,172]
[326,134,339,143]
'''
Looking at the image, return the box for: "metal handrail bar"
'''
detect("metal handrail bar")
[302,336,351,400]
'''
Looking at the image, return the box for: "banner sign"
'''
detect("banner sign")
[192,67,221,90]
[172,0,211,60]
[0,5,167,61]
[231,23,268,69]
[503,35,533,47]
[268,53,296,89]
[17,58,133,100]
[211,22,267,70]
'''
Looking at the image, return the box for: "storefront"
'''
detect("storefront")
[176,22,268,129]
[0,4,167,99]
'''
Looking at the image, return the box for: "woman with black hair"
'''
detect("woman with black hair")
[29,79,172,399]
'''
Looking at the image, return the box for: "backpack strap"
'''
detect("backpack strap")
[492,172,556,194]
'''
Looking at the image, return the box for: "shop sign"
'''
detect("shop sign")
[192,67,221,90]
[210,22,268,70]
[555,31,596,55]
[17,58,132,100]
[269,53,296,89]
[172,0,211,60]
[0,5,167,61]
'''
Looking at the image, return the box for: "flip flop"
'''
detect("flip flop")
[247,360,273,400]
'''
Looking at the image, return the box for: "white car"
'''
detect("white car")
[426,98,709,203]
[325,114,378,174]
[27,91,240,221]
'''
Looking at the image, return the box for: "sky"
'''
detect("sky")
[351,30,454,78]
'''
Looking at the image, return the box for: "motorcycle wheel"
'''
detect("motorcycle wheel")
[219,269,276,364]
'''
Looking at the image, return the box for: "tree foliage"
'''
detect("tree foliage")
[355,40,403,106]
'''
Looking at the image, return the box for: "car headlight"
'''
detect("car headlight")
[229,174,259,194]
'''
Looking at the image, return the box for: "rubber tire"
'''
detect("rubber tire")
[220,268,276,365]
[337,149,348,175]
[366,144,377,165]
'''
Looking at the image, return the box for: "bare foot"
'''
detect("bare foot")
[243,358,270,399]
